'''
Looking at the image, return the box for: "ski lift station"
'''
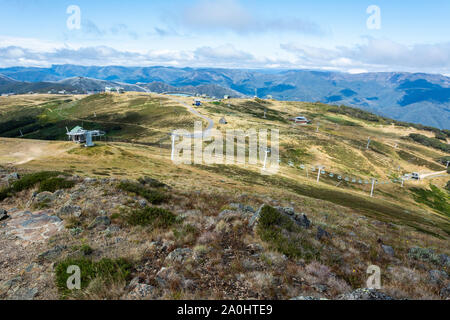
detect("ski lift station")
[66,126,105,147]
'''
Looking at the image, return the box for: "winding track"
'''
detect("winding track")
[157,94,214,139]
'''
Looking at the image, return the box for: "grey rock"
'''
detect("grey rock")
[275,206,295,216]
[38,245,67,261]
[0,208,9,221]
[290,296,327,300]
[428,270,448,286]
[313,284,328,293]
[229,203,254,213]
[248,204,265,228]
[88,216,111,229]
[35,192,55,203]
[6,172,20,181]
[296,213,311,229]
[440,284,450,298]
[0,276,22,293]
[218,209,238,219]
[53,190,65,198]
[129,283,155,299]
[8,287,38,300]
[166,248,193,264]
[57,204,82,218]
[155,267,184,288]
[138,200,148,208]
[84,177,97,183]
[338,288,394,300]
[382,245,395,256]
[316,226,331,240]
[439,254,450,267]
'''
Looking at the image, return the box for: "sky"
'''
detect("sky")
[0,0,449,75]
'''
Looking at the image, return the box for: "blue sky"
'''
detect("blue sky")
[0,0,449,74]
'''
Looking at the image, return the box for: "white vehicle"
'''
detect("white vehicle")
[290,116,311,124]
[411,172,420,180]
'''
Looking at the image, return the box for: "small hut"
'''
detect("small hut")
[219,117,228,124]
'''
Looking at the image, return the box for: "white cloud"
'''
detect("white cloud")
[181,0,323,35]
[281,38,450,74]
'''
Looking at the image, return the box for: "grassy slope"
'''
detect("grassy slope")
[0,93,449,239]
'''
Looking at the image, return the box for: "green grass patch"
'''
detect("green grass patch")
[38,177,75,193]
[124,207,178,228]
[410,184,450,218]
[257,206,319,261]
[55,257,132,298]
[117,180,168,205]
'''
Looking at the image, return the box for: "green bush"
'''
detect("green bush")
[257,206,319,261]
[0,187,12,201]
[55,257,132,298]
[435,131,448,141]
[125,207,178,228]
[10,171,63,193]
[0,171,68,201]
[410,184,450,218]
[407,134,449,152]
[38,177,75,193]
[118,181,168,204]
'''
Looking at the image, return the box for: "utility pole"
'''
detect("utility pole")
[370,179,376,197]
[263,148,270,171]
[316,122,320,133]
[263,108,267,119]
[366,137,371,150]
[317,166,324,183]
[171,134,176,161]
[401,178,404,188]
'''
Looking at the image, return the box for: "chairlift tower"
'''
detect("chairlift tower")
[66,126,105,148]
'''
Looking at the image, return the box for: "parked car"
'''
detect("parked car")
[411,172,420,180]
[290,116,311,124]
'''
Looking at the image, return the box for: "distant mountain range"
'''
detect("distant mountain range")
[1,65,449,129]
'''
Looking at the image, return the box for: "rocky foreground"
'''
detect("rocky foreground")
[0,168,449,300]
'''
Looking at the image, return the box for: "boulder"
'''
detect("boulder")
[165,248,193,264]
[38,245,67,262]
[440,284,450,298]
[316,226,331,240]
[382,245,395,257]
[295,213,311,229]
[155,267,184,288]
[428,270,448,286]
[0,208,9,221]
[88,216,111,229]
[35,192,55,204]
[57,204,82,218]
[338,288,394,300]
[6,173,20,181]
[248,204,265,228]
[290,296,327,300]
[8,287,38,300]
[275,206,295,216]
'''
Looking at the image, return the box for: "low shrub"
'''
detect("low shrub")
[257,206,319,261]
[410,184,450,217]
[125,207,178,228]
[55,257,132,298]
[38,177,75,193]
[117,181,168,205]
[10,171,63,193]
